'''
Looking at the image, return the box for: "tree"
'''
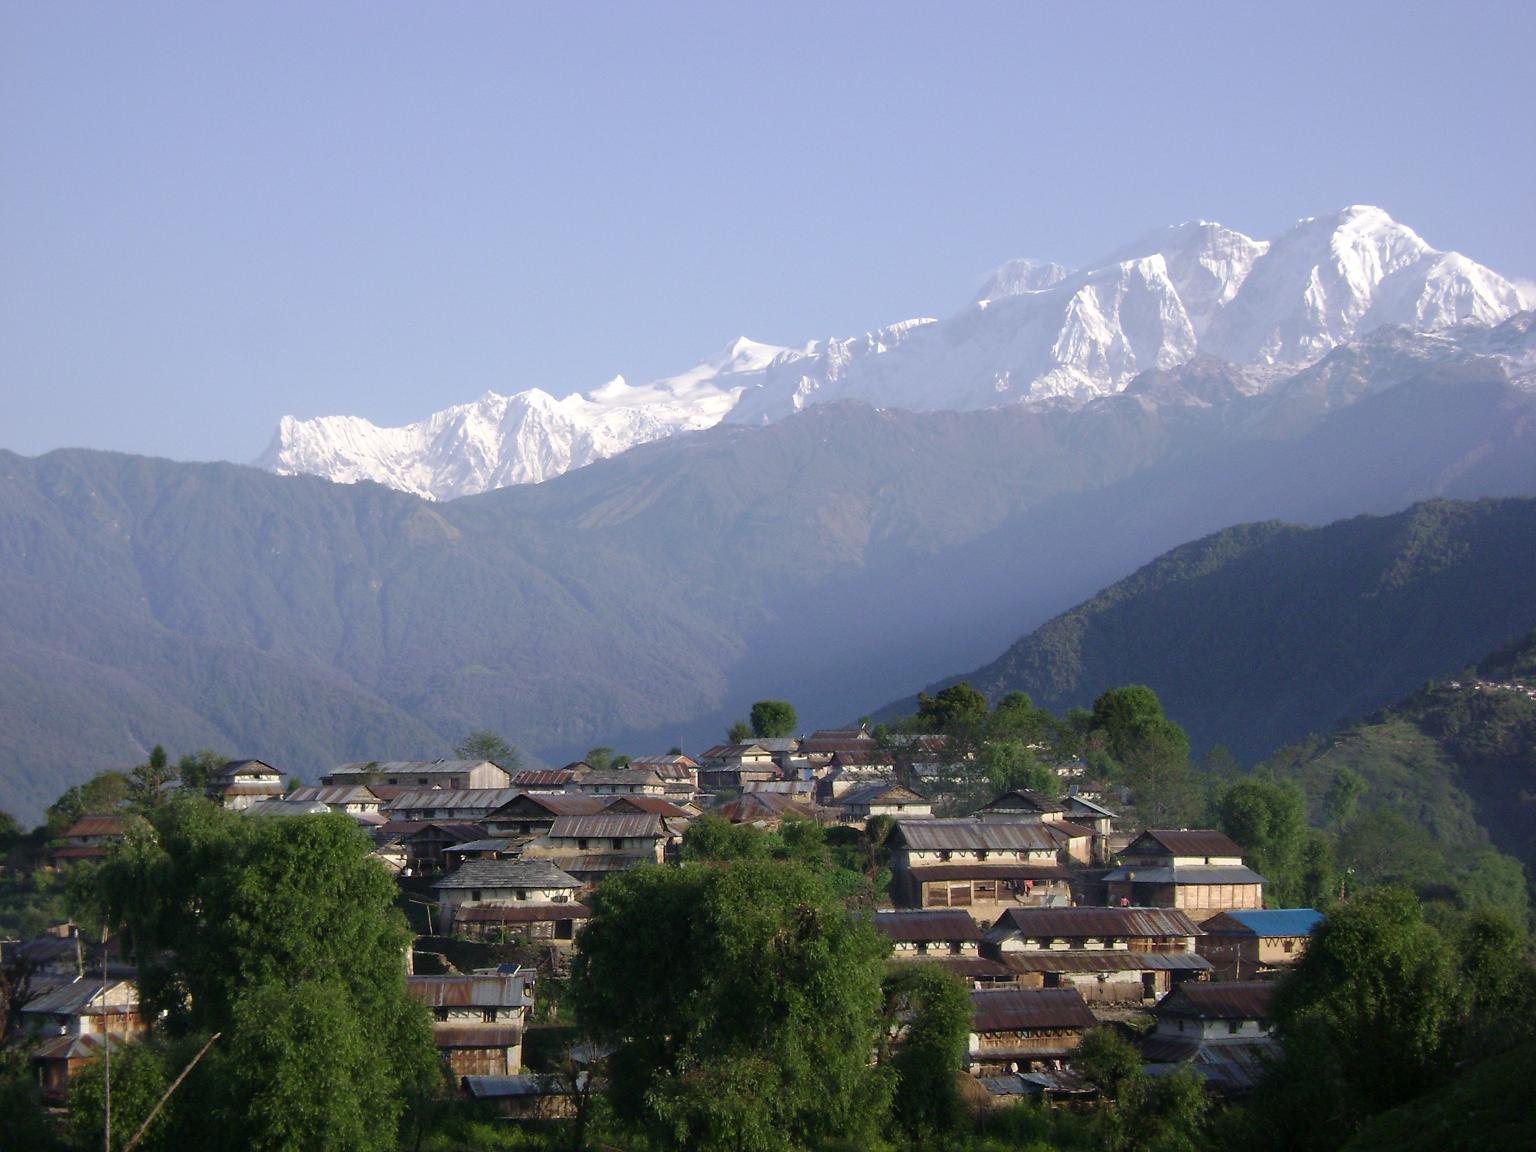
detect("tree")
[1216,778,1307,904]
[916,682,989,734]
[572,860,891,1151]
[84,799,437,1151]
[976,740,1059,797]
[69,1039,173,1152]
[879,964,971,1144]
[749,700,797,739]
[1323,766,1365,830]
[1262,888,1457,1148]
[726,719,753,744]
[583,747,616,772]
[45,770,131,833]
[174,750,224,793]
[455,730,522,770]
[681,814,772,862]
[130,745,177,810]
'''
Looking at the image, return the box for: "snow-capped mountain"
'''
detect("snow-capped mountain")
[257,337,803,500]
[259,206,1528,498]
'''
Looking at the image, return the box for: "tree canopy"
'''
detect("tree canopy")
[455,730,523,769]
[749,700,797,739]
[572,859,892,1151]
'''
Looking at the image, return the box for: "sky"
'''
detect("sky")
[3,1,1534,465]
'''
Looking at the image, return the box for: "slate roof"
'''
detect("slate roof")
[489,794,606,819]
[383,789,523,812]
[243,799,331,817]
[287,785,382,807]
[980,789,1066,815]
[433,859,581,891]
[970,987,1095,1032]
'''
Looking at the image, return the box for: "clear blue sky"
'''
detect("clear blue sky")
[3,1,1533,464]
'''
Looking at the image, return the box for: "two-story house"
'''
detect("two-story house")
[406,972,535,1076]
[432,859,586,942]
[1102,830,1265,920]
[888,819,1072,918]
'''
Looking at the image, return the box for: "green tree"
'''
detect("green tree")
[572,860,891,1151]
[916,682,989,734]
[1216,778,1307,904]
[1075,1026,1141,1101]
[129,745,176,810]
[85,799,436,1151]
[1323,766,1366,830]
[976,740,1059,797]
[46,770,132,834]
[583,746,616,772]
[454,730,523,770]
[173,750,225,793]
[1262,888,1457,1148]
[726,719,753,744]
[749,700,797,739]
[69,1040,174,1152]
[879,963,971,1145]
[681,814,772,862]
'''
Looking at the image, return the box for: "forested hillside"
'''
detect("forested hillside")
[911,498,1536,766]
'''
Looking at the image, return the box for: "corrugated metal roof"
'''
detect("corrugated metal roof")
[490,794,605,818]
[874,910,984,943]
[970,988,1095,1032]
[431,1025,525,1048]
[510,769,576,788]
[243,799,331,817]
[30,1032,122,1061]
[837,783,929,807]
[213,759,280,780]
[547,853,653,874]
[896,820,1059,852]
[713,793,814,823]
[548,814,665,839]
[463,1074,581,1098]
[980,790,1065,814]
[1202,909,1322,937]
[1129,830,1245,858]
[288,785,382,806]
[1063,796,1118,818]
[380,820,488,841]
[989,907,1203,939]
[335,759,499,775]
[600,796,691,817]
[455,904,591,923]
[61,816,125,839]
[407,974,531,1009]
[579,769,665,787]
[434,859,581,890]
[23,979,137,1016]
[1156,981,1273,1021]
[383,789,523,812]
[1000,951,1211,974]
[1102,865,1267,885]
[905,863,1069,883]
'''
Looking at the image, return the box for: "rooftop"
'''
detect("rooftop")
[433,859,581,891]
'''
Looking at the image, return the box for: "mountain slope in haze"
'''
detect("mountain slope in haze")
[260,207,1528,499]
[896,498,1536,766]
[1263,627,1536,873]
[6,326,1536,826]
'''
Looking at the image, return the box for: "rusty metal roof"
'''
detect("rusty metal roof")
[430,1025,525,1048]
[874,910,983,943]
[510,769,576,788]
[1155,981,1273,1021]
[988,906,1203,939]
[1128,830,1245,858]
[61,816,124,839]
[406,974,531,1009]
[905,863,1069,883]
[547,853,653,874]
[713,793,815,823]
[548,814,665,839]
[896,820,1059,852]
[600,796,691,817]
[455,904,591,923]
[970,988,1095,1032]
[489,793,605,819]
[1000,951,1211,974]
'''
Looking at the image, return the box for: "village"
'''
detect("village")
[3,707,1335,1140]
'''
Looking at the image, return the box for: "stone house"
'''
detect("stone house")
[433,859,586,942]
[323,759,512,791]
[1103,830,1265,920]
[1140,981,1277,1095]
[888,819,1072,917]
[205,759,286,811]
[967,987,1096,1074]
[406,972,535,1077]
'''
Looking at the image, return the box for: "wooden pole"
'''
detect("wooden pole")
[120,1032,221,1152]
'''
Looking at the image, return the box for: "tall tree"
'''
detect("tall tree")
[572,860,891,1151]
[129,744,176,809]
[916,682,989,734]
[84,799,436,1151]
[726,719,753,744]
[454,730,522,770]
[749,700,797,739]
[879,964,971,1144]
[1216,777,1308,903]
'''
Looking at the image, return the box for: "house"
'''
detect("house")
[406,972,535,1077]
[798,728,877,764]
[1141,981,1277,1095]
[1061,795,1118,864]
[205,759,286,810]
[377,820,488,875]
[521,813,676,885]
[1103,830,1265,920]
[972,791,1096,865]
[831,782,933,824]
[888,819,1072,917]
[286,784,385,817]
[243,798,332,818]
[627,754,702,802]
[574,769,667,798]
[509,769,577,792]
[967,987,1096,1074]
[484,793,605,838]
[50,816,126,865]
[711,792,816,828]
[462,1073,587,1119]
[599,795,697,820]
[1196,909,1323,980]
[981,907,1211,1003]
[696,743,785,791]
[381,788,524,823]
[433,859,586,942]
[19,977,149,1100]
[323,759,513,791]
[874,910,1014,985]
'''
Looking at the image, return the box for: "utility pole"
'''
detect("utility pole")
[100,927,111,1152]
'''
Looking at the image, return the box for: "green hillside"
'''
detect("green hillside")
[921,498,1536,767]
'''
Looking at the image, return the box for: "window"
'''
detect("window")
[471,889,482,901]
[612,838,624,849]
[948,941,963,955]
[1282,939,1295,953]
[578,838,590,850]
[434,1007,448,1022]
[483,1008,499,1023]
[517,888,528,901]
[939,850,952,862]
[1228,1021,1241,1035]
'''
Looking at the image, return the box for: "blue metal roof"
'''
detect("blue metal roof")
[1211,908,1323,937]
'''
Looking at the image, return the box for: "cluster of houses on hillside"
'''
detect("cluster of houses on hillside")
[12,726,1326,1112]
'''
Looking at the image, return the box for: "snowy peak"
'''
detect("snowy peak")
[257,206,1525,499]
